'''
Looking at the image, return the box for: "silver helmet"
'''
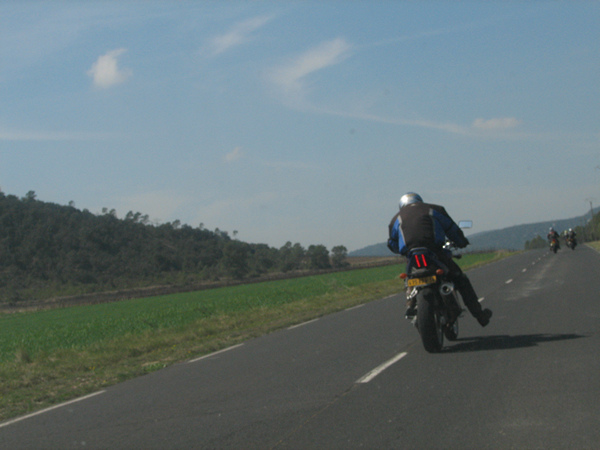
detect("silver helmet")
[399,192,423,209]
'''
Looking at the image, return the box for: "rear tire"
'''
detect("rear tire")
[444,319,459,341]
[417,287,443,353]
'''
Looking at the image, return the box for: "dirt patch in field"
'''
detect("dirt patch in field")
[347,256,402,267]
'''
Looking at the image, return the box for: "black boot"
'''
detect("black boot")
[455,274,491,326]
[477,309,493,327]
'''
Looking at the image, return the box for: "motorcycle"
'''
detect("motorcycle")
[549,237,559,253]
[566,237,577,250]
[399,221,471,353]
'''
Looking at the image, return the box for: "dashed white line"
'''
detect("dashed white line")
[188,343,244,363]
[356,352,407,383]
[505,279,513,284]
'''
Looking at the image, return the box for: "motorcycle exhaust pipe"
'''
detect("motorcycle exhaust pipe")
[440,282,454,296]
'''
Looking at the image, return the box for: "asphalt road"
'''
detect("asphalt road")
[2,245,600,449]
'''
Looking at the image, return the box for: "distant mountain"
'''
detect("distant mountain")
[350,242,391,257]
[350,208,599,257]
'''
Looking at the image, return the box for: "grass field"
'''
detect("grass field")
[587,241,600,252]
[0,251,508,421]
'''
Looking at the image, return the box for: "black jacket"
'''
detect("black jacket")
[388,202,468,255]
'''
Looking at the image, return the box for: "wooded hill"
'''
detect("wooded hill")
[0,191,348,304]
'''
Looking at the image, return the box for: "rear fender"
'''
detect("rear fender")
[406,248,449,276]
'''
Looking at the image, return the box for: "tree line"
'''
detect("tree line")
[0,191,349,304]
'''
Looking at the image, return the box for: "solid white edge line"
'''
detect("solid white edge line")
[0,390,106,429]
[345,304,365,311]
[287,318,319,330]
[356,352,407,384]
[586,244,600,254]
[188,343,244,363]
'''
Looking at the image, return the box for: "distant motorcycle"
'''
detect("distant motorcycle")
[400,221,471,353]
[549,237,559,253]
[566,237,577,250]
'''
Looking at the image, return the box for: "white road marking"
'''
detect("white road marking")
[586,244,600,254]
[522,268,527,272]
[287,318,320,330]
[188,343,244,363]
[356,352,407,384]
[506,279,513,284]
[0,390,106,429]
[478,297,485,303]
[345,304,365,311]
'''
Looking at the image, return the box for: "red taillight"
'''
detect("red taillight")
[414,254,428,268]
[399,273,408,279]
[436,269,444,276]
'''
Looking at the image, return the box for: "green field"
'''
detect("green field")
[587,241,600,252]
[0,251,507,421]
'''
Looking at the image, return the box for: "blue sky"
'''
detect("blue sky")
[1,1,599,251]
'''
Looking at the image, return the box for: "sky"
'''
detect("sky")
[1,1,599,252]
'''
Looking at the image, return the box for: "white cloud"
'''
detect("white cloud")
[472,117,521,130]
[224,146,244,163]
[205,15,273,56]
[266,39,529,139]
[87,48,132,89]
[267,38,352,99]
[320,110,526,138]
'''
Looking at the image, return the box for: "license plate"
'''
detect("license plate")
[407,276,436,287]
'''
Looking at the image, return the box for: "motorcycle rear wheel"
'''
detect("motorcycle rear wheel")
[416,287,444,353]
[444,319,459,341]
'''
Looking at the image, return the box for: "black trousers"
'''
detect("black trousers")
[439,253,484,318]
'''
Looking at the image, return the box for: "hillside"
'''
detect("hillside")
[0,192,345,304]
[350,208,599,257]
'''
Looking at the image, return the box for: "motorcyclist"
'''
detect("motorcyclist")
[547,227,561,249]
[387,192,492,327]
[566,228,577,247]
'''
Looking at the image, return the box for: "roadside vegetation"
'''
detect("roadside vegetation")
[587,241,600,252]
[0,251,507,421]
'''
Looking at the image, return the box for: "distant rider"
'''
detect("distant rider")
[566,228,577,247]
[547,227,561,249]
[387,192,492,327]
